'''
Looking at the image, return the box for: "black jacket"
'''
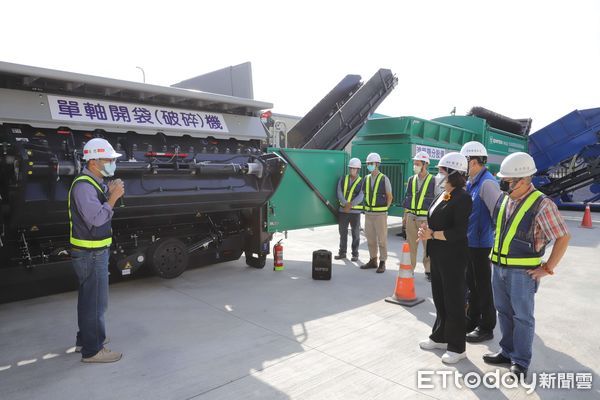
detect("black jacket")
[426,188,472,256]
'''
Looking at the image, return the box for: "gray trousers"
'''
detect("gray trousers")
[338,212,361,257]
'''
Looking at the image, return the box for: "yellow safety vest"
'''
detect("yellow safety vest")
[407,174,433,216]
[68,175,113,249]
[364,173,389,212]
[490,190,544,267]
[341,175,363,210]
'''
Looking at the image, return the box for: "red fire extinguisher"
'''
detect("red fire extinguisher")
[273,240,284,271]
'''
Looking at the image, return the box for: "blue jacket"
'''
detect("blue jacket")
[466,168,496,248]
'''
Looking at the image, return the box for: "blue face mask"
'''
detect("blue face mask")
[367,165,376,172]
[100,160,117,177]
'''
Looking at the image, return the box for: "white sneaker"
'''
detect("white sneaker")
[441,350,467,364]
[75,337,109,353]
[419,339,448,350]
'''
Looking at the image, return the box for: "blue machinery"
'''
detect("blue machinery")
[529,108,600,210]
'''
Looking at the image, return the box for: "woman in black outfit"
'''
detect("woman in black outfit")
[418,152,472,364]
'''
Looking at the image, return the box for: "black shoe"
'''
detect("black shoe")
[425,272,431,282]
[466,327,494,343]
[376,261,386,273]
[483,351,511,365]
[334,254,346,260]
[360,258,377,269]
[510,363,528,380]
[350,255,359,262]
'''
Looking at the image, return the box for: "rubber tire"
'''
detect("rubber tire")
[245,251,266,269]
[148,238,189,279]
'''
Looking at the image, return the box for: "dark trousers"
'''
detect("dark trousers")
[338,212,360,257]
[429,242,467,353]
[466,247,496,332]
[71,248,109,358]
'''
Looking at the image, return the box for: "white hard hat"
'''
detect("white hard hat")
[438,152,468,172]
[460,141,488,157]
[412,151,430,164]
[366,152,381,163]
[83,138,122,160]
[348,157,362,169]
[497,152,537,178]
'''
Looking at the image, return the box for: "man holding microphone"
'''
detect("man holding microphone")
[69,138,124,363]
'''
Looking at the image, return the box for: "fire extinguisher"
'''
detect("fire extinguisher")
[273,240,284,271]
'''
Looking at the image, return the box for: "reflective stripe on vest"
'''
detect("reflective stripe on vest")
[490,190,544,267]
[342,175,363,210]
[364,173,388,212]
[408,174,433,216]
[68,175,113,249]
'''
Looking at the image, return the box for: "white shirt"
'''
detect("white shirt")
[429,192,446,216]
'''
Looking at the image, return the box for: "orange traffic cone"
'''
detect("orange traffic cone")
[581,204,593,229]
[385,243,425,307]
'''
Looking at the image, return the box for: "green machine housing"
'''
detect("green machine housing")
[265,114,528,233]
[350,114,528,216]
[266,148,347,232]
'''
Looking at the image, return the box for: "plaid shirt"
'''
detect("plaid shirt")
[505,184,569,252]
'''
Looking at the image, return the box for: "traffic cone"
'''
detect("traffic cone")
[581,204,593,229]
[385,243,425,307]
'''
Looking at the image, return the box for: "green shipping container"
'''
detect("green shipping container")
[351,115,527,216]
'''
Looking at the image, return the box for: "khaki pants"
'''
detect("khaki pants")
[404,213,430,273]
[365,213,388,262]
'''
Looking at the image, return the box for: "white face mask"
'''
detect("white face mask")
[413,165,422,175]
[435,172,446,186]
[98,160,117,177]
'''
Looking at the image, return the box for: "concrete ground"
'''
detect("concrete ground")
[0,211,598,400]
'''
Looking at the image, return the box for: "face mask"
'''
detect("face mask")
[100,160,117,177]
[435,172,446,186]
[500,179,520,194]
[413,165,422,174]
[367,165,376,172]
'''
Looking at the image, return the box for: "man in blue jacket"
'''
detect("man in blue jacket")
[461,141,501,342]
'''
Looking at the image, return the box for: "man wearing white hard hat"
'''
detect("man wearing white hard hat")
[460,141,500,343]
[482,152,570,380]
[360,152,393,273]
[417,152,472,364]
[335,158,364,262]
[401,151,435,280]
[69,138,125,363]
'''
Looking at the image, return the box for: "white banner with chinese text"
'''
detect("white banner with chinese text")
[414,144,447,161]
[47,95,229,133]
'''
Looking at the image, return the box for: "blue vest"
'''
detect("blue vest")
[68,174,113,249]
[491,190,547,268]
[466,168,496,248]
